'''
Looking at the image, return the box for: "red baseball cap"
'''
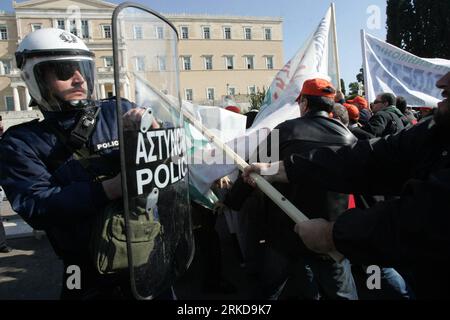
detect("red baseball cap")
[225,105,241,114]
[297,78,336,101]
[347,96,368,110]
[343,103,360,121]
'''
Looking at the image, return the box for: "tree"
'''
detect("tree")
[249,87,266,111]
[356,68,364,85]
[348,82,360,97]
[347,67,365,99]
[386,0,450,59]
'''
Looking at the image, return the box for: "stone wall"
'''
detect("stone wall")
[0,110,43,132]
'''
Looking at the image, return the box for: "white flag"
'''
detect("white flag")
[362,32,450,108]
[186,7,338,194]
[252,7,337,127]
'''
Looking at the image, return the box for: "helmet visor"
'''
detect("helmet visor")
[33,59,96,111]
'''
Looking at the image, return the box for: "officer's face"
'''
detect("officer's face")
[435,72,450,128]
[46,64,88,102]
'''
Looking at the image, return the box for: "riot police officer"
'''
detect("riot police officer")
[0,28,135,299]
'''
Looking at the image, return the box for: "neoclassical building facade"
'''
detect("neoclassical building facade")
[0,0,283,111]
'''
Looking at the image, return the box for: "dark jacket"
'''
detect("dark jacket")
[348,124,375,140]
[0,98,131,259]
[284,118,450,298]
[362,105,405,137]
[263,111,357,254]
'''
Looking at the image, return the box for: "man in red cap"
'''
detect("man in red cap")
[347,96,372,126]
[231,78,358,299]
[344,103,374,140]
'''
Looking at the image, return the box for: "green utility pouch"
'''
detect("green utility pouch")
[89,200,162,275]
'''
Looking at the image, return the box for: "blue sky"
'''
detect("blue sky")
[2,0,388,91]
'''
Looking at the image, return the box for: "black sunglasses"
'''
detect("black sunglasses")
[39,61,84,81]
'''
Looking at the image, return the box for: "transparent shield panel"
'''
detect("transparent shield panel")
[114,6,194,299]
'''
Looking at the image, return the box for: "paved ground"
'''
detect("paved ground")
[0,201,260,300]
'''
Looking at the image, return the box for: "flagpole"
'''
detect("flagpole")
[360,29,370,102]
[181,107,344,263]
[331,3,341,91]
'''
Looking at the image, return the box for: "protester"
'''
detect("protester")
[361,93,405,137]
[243,71,450,299]
[332,103,349,127]
[347,96,372,126]
[234,79,358,300]
[396,96,417,126]
[417,106,435,122]
[343,103,374,140]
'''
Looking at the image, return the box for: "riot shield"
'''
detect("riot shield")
[112,3,194,299]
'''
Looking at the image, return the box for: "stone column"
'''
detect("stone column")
[112,82,116,96]
[124,82,130,100]
[100,83,106,99]
[24,86,32,110]
[13,86,20,111]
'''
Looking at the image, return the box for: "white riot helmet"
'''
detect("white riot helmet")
[15,28,96,112]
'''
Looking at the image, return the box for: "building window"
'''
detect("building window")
[5,96,14,111]
[225,56,234,70]
[134,25,143,40]
[158,56,166,71]
[266,56,274,69]
[102,25,112,39]
[181,26,189,39]
[0,26,7,40]
[31,24,42,32]
[224,27,231,40]
[248,85,257,95]
[204,56,213,70]
[81,20,89,39]
[264,28,272,40]
[228,87,236,96]
[0,60,11,75]
[185,89,193,101]
[136,56,145,72]
[244,27,252,40]
[245,56,254,69]
[182,56,191,71]
[202,26,210,39]
[104,56,113,67]
[57,19,65,30]
[70,20,77,36]
[207,88,215,101]
[156,26,164,39]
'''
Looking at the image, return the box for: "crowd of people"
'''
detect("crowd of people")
[1,27,449,300]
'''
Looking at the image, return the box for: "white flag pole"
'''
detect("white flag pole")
[360,29,370,102]
[331,3,341,91]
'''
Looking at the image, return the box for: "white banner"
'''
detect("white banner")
[252,7,336,126]
[362,32,450,108]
